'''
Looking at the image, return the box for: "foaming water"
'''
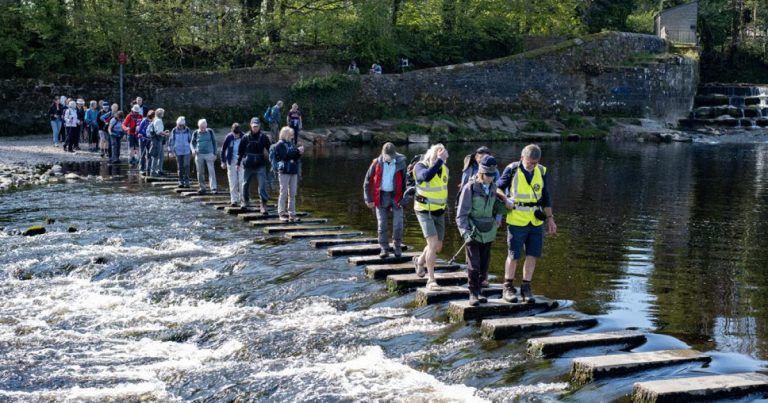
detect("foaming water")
[4,141,768,401]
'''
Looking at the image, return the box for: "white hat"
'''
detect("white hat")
[131,104,141,113]
[76,98,85,105]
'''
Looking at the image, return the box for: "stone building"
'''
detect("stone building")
[655,1,698,44]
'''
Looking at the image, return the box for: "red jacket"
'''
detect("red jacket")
[367,158,405,208]
[123,112,142,136]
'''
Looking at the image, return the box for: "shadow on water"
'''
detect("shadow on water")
[1,141,768,401]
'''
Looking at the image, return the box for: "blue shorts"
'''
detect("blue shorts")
[128,135,139,148]
[507,224,544,259]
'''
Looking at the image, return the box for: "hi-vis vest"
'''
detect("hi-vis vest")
[414,161,449,212]
[506,164,547,226]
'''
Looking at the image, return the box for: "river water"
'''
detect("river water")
[1,141,767,401]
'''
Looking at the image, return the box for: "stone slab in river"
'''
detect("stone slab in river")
[480,316,598,340]
[348,252,420,266]
[187,194,230,201]
[527,331,647,358]
[386,271,468,292]
[448,298,558,322]
[570,349,711,385]
[309,238,378,248]
[365,262,461,280]
[414,284,503,305]
[631,372,768,403]
[145,176,179,183]
[284,230,363,239]
[327,244,410,257]
[250,218,328,227]
[151,181,182,187]
[264,225,343,234]
[238,211,301,220]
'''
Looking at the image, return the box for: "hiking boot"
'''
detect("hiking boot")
[468,292,479,307]
[503,283,518,303]
[413,256,426,278]
[279,215,289,222]
[230,203,238,207]
[480,279,489,288]
[211,189,217,194]
[197,189,207,195]
[426,279,440,291]
[259,203,268,216]
[240,201,249,208]
[520,282,535,303]
[379,248,389,259]
[393,243,402,258]
[478,294,488,303]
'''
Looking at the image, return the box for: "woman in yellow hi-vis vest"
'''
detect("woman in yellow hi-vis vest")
[495,144,557,303]
[412,144,450,291]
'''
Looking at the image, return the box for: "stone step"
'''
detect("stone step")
[188,195,231,201]
[414,284,502,306]
[223,206,290,214]
[570,349,711,386]
[365,262,461,280]
[250,218,328,227]
[150,181,183,187]
[631,372,768,403]
[237,210,296,219]
[348,252,420,266]
[264,225,343,234]
[309,238,378,248]
[202,200,235,206]
[327,244,411,257]
[386,271,468,292]
[481,316,598,340]
[447,298,558,322]
[527,331,647,358]
[145,176,179,183]
[284,230,363,239]
[171,187,199,193]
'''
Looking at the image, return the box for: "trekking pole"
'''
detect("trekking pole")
[448,227,477,264]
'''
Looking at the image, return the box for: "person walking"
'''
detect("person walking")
[63,100,79,153]
[237,117,272,213]
[363,142,407,258]
[412,144,449,291]
[456,155,507,306]
[107,111,124,163]
[48,97,64,147]
[495,144,557,303]
[286,103,302,144]
[123,104,143,166]
[273,127,304,222]
[137,110,154,175]
[191,118,218,194]
[135,97,149,117]
[147,108,168,177]
[99,102,116,159]
[220,123,245,207]
[169,117,192,188]
[268,100,283,140]
[458,145,492,286]
[75,99,86,150]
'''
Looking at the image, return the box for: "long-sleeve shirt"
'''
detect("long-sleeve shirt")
[63,108,78,127]
[414,158,445,183]
[84,109,99,127]
[191,128,217,155]
[169,127,192,155]
[237,130,271,167]
[496,161,551,208]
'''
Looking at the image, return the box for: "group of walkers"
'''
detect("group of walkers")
[365,143,557,307]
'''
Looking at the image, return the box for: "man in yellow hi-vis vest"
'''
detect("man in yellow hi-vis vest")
[412,144,450,291]
[495,144,557,303]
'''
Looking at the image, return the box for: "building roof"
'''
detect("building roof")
[658,0,698,16]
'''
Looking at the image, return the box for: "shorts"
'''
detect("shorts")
[128,135,139,148]
[415,210,445,241]
[507,224,544,259]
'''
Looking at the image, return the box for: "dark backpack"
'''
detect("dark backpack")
[405,154,423,188]
[263,106,273,123]
[268,142,278,171]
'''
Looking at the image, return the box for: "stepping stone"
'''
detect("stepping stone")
[327,244,410,257]
[186,194,230,200]
[528,331,647,358]
[238,210,300,219]
[570,349,711,386]
[144,176,179,183]
[223,206,285,214]
[386,272,468,292]
[348,252,420,266]
[365,261,461,280]
[172,187,198,194]
[202,201,235,206]
[264,225,343,234]
[284,230,363,239]
[250,218,328,227]
[481,316,598,340]
[414,284,502,306]
[631,372,768,403]
[178,191,199,197]
[309,238,378,248]
[448,298,558,322]
[151,181,182,187]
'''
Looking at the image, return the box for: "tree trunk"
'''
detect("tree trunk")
[391,0,402,27]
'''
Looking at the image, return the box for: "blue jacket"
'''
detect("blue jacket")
[191,128,217,155]
[221,132,242,165]
[169,127,192,156]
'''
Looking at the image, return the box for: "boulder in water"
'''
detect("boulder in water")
[51,165,63,174]
[67,226,78,233]
[22,225,46,236]
[64,173,81,180]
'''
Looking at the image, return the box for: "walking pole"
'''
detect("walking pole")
[448,227,477,264]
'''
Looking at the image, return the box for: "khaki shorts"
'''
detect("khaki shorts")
[415,210,445,241]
